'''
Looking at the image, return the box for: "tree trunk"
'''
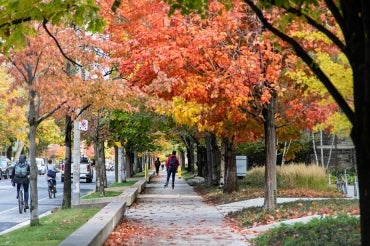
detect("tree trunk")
[14,141,25,162]
[6,145,12,160]
[117,146,125,182]
[62,114,72,209]
[263,93,277,210]
[29,123,39,226]
[205,133,219,186]
[26,76,39,226]
[124,149,130,177]
[351,28,370,244]
[196,143,206,177]
[94,141,105,196]
[114,146,118,182]
[219,141,225,187]
[222,137,238,193]
[188,147,195,173]
[133,151,139,173]
[182,135,195,173]
[320,130,324,167]
[312,132,319,165]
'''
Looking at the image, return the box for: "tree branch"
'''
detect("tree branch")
[37,100,68,124]
[285,6,347,56]
[244,0,354,125]
[42,19,82,67]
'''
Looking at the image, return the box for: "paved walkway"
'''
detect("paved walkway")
[111,169,249,245]
[106,169,359,245]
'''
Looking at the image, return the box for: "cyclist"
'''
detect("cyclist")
[11,154,30,211]
[45,159,58,192]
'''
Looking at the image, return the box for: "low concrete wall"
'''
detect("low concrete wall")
[79,186,138,207]
[120,187,138,206]
[133,179,146,193]
[59,202,126,246]
[62,176,151,246]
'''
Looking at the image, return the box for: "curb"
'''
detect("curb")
[60,170,156,246]
[59,201,126,246]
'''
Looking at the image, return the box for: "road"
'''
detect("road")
[0,170,115,234]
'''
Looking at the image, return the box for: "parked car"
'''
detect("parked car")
[36,158,45,175]
[60,157,94,183]
[0,157,12,179]
[105,159,114,171]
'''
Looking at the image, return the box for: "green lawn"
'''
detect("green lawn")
[109,180,137,187]
[0,208,99,246]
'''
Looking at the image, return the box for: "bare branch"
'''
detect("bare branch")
[37,100,68,124]
[42,19,82,67]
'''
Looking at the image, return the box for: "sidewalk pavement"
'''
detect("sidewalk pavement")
[59,168,360,245]
[108,169,359,245]
[3,169,358,245]
[116,169,249,245]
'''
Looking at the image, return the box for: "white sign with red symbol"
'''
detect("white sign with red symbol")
[79,119,88,131]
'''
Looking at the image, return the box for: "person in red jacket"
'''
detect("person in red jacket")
[164,151,180,189]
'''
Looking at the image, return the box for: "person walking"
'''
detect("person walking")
[164,151,180,189]
[154,157,161,176]
[11,154,30,211]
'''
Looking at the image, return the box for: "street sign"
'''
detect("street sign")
[79,119,88,131]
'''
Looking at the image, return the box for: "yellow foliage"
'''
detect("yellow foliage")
[285,40,352,136]
[172,97,202,127]
[0,67,28,144]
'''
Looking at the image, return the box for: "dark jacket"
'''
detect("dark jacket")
[12,160,30,184]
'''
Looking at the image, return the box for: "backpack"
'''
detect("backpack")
[47,169,56,179]
[15,162,28,178]
[169,157,177,168]
[47,165,56,179]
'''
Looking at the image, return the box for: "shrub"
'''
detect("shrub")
[251,214,360,246]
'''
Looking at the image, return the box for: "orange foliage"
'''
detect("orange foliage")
[100,0,334,143]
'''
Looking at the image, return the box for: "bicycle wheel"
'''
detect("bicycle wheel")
[48,185,52,199]
[18,189,24,214]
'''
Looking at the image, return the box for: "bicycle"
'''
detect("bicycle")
[47,178,56,199]
[18,184,25,213]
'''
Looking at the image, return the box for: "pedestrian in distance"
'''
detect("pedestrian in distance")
[154,157,161,176]
[11,154,30,211]
[164,151,180,189]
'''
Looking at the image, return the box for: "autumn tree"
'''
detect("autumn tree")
[1,21,112,223]
[2,25,76,225]
[109,108,167,176]
[165,0,370,244]
[0,0,106,213]
[242,2,370,243]
[102,0,261,192]
[104,0,332,200]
